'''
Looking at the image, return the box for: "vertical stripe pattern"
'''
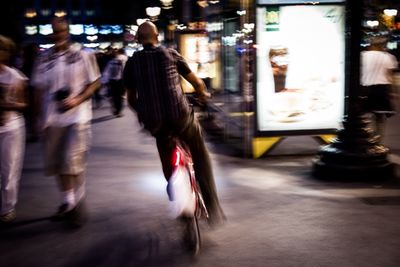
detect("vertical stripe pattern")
[124,46,191,133]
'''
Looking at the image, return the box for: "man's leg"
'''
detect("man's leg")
[56,173,87,226]
[115,80,125,116]
[110,80,122,116]
[179,114,225,225]
[57,173,85,205]
[52,124,90,221]
[156,136,175,181]
[57,174,76,211]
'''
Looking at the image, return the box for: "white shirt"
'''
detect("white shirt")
[31,45,100,127]
[0,66,27,133]
[101,53,128,83]
[361,50,398,86]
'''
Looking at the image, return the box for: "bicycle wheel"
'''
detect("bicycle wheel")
[182,215,201,256]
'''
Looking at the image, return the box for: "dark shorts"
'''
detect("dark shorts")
[362,84,396,117]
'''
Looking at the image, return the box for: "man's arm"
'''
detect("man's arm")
[62,79,101,110]
[182,72,210,103]
[172,48,210,103]
[126,86,138,111]
[122,57,137,110]
[62,51,101,110]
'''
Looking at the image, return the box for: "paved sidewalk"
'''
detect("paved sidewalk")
[1,102,400,267]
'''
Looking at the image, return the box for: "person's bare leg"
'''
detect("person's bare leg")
[57,174,77,211]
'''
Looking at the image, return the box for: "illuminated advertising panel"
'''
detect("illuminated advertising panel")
[256,4,345,134]
[178,32,214,93]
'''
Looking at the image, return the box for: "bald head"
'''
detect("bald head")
[137,22,159,45]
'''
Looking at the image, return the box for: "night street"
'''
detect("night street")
[1,1,400,266]
[1,93,400,267]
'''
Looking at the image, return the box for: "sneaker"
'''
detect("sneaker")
[66,199,89,228]
[51,203,73,221]
[0,210,16,223]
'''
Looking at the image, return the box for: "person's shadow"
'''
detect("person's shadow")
[91,115,116,124]
[0,216,51,230]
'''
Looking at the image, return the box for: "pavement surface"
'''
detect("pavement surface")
[1,96,400,267]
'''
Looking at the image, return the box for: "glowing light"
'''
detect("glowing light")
[25,25,38,35]
[86,35,98,41]
[39,44,54,49]
[25,9,37,18]
[197,0,208,8]
[69,24,84,35]
[177,24,187,30]
[244,23,255,30]
[237,10,246,16]
[366,20,379,28]
[39,24,53,35]
[99,42,111,49]
[54,10,67,17]
[160,0,173,9]
[384,9,398,17]
[83,43,99,48]
[84,25,98,35]
[146,7,161,17]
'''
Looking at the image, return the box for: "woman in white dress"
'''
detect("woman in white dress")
[0,35,27,223]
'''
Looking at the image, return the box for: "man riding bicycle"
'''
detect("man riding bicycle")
[123,22,225,226]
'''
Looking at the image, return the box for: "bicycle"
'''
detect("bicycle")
[166,137,209,256]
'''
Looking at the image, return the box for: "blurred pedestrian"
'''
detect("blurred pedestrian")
[0,35,27,223]
[21,42,40,142]
[30,17,101,226]
[93,48,112,109]
[123,22,225,226]
[361,36,399,142]
[102,48,127,117]
[97,46,114,100]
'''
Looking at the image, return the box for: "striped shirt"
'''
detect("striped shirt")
[123,45,191,133]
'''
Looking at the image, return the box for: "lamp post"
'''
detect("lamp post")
[312,0,394,180]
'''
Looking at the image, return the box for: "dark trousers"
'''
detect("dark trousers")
[109,79,125,115]
[155,111,224,223]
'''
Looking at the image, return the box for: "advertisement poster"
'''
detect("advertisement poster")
[256,4,345,133]
[178,33,216,93]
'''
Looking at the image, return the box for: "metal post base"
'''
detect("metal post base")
[312,115,395,181]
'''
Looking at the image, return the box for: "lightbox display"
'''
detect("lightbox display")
[256,3,345,134]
